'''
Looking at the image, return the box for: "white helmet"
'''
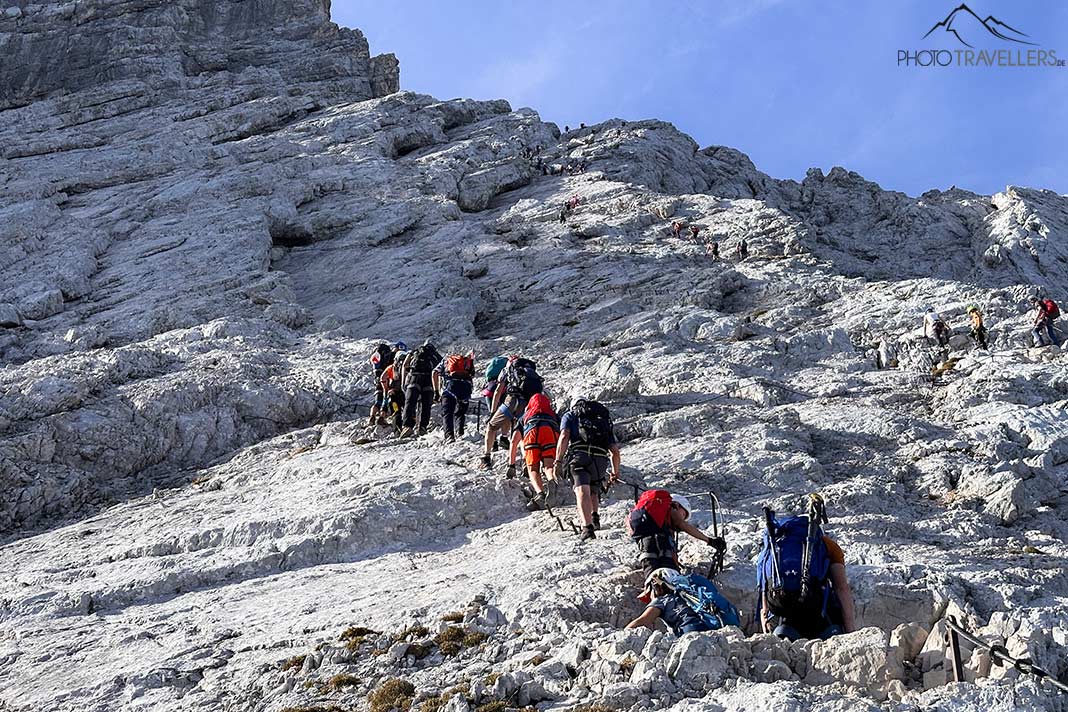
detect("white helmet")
[671,494,691,517]
[643,567,680,592]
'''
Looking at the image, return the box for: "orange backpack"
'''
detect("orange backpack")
[445,354,474,379]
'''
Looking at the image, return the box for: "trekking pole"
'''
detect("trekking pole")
[762,506,781,586]
[707,492,725,578]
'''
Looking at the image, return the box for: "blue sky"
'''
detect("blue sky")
[334,1,1067,197]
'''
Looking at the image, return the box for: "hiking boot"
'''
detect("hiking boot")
[417,427,427,437]
[579,524,596,542]
[443,432,455,444]
[525,491,546,512]
[399,427,414,439]
[480,454,492,470]
[367,414,376,426]
[505,463,517,479]
[592,512,601,530]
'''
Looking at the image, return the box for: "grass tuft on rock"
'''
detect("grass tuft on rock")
[369,678,416,712]
[570,704,615,712]
[433,626,486,656]
[340,626,378,651]
[280,654,307,672]
[473,702,507,712]
[441,611,464,623]
[329,673,362,690]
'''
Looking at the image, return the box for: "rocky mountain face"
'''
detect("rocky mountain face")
[1,3,1067,712]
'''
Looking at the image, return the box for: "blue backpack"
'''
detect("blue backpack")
[756,514,832,619]
[661,571,741,630]
[485,356,508,383]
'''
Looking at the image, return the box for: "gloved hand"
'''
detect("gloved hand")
[708,536,726,553]
[553,461,564,481]
[505,463,517,479]
[433,392,441,404]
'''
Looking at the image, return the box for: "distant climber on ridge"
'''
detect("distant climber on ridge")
[923,308,951,347]
[966,304,988,350]
[626,568,740,635]
[736,238,749,261]
[556,397,620,541]
[1031,296,1060,346]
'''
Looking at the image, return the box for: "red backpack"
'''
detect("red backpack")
[1042,299,1060,320]
[445,354,474,379]
[627,489,673,539]
[524,393,554,419]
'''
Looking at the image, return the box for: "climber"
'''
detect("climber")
[628,490,726,578]
[736,238,749,260]
[516,393,560,511]
[756,495,857,641]
[671,221,683,239]
[688,225,701,243]
[481,356,543,470]
[399,340,442,438]
[709,241,720,261]
[1031,296,1060,346]
[479,355,509,433]
[966,305,988,350]
[555,397,620,541]
[626,568,740,635]
[433,351,475,443]
[368,342,400,425]
[379,349,406,434]
[923,308,950,347]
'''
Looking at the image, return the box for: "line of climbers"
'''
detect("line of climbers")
[368,343,857,642]
[921,296,1059,351]
[369,346,620,542]
[668,219,745,261]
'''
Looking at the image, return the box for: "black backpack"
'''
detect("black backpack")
[409,345,440,376]
[373,343,394,373]
[573,399,613,448]
[507,359,542,399]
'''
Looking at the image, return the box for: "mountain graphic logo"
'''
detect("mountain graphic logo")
[923,4,1038,48]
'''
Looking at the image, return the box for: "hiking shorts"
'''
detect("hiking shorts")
[374,382,385,408]
[523,424,558,469]
[488,396,522,431]
[568,450,609,489]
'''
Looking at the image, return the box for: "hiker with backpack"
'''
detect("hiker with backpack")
[628,491,726,577]
[368,342,402,426]
[756,494,857,641]
[479,355,509,434]
[555,398,621,541]
[433,351,475,443]
[379,350,406,434]
[516,393,560,511]
[709,241,720,261]
[481,356,543,470]
[736,238,749,261]
[966,305,988,350]
[923,308,950,348]
[626,567,740,635]
[1031,296,1060,346]
[399,340,443,438]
